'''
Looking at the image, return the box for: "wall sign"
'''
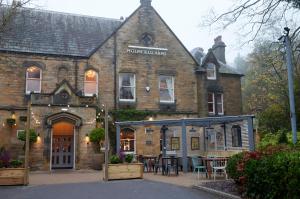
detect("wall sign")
[127,45,168,56]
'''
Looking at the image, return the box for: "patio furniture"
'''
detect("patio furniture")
[162,156,179,176]
[154,155,162,174]
[211,158,228,181]
[191,156,207,179]
[142,155,157,172]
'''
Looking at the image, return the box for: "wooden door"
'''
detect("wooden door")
[52,135,73,169]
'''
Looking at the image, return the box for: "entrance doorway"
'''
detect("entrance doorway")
[51,122,74,169]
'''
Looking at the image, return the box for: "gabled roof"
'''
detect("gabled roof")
[0,7,122,57]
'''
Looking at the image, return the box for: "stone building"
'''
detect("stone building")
[0,0,249,171]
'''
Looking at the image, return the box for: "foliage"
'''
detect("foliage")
[227,145,300,198]
[277,129,289,144]
[110,155,121,164]
[17,129,37,143]
[9,160,23,168]
[111,109,154,122]
[125,154,133,163]
[6,118,16,126]
[257,131,300,149]
[89,128,105,143]
[0,147,23,168]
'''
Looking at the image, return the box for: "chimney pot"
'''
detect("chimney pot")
[212,35,226,64]
[140,0,152,7]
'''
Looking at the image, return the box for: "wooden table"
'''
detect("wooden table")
[162,156,179,176]
[202,157,228,179]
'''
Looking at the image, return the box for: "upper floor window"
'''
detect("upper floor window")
[119,73,135,101]
[208,92,215,114]
[208,92,224,115]
[84,70,98,96]
[159,76,174,103]
[26,66,41,94]
[207,63,216,80]
[232,125,242,147]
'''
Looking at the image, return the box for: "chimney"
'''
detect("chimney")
[212,35,226,64]
[140,0,152,7]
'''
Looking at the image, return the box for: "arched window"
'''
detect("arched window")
[231,125,242,147]
[84,70,98,96]
[120,128,135,153]
[26,66,41,94]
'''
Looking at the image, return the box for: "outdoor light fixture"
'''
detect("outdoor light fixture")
[85,134,90,144]
[148,117,153,121]
[11,111,16,119]
[61,108,68,111]
[145,86,150,92]
[189,126,196,133]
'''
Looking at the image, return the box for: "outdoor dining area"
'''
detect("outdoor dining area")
[115,115,255,180]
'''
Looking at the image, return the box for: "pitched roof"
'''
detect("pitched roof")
[0,7,122,57]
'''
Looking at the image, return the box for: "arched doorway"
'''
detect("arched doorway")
[51,122,74,169]
[46,112,82,170]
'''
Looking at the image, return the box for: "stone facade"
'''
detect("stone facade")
[0,1,245,171]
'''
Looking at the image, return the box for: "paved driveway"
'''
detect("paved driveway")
[0,180,219,199]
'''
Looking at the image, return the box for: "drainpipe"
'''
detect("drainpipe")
[74,59,78,91]
[113,34,117,110]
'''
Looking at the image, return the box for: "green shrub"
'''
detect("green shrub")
[17,129,37,143]
[110,155,121,164]
[89,128,105,143]
[125,154,133,163]
[277,129,288,144]
[226,152,244,183]
[10,160,23,168]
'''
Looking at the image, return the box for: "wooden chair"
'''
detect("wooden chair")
[211,158,228,180]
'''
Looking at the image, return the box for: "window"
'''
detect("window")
[207,63,216,80]
[208,92,215,114]
[119,73,135,101]
[191,137,200,150]
[171,137,180,150]
[208,92,224,115]
[232,125,242,147]
[159,76,174,103]
[216,93,224,115]
[26,66,41,94]
[84,70,98,96]
[120,128,135,153]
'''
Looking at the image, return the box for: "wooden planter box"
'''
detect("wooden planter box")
[0,168,26,185]
[105,163,143,180]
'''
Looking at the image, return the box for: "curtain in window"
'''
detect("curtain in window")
[160,76,174,102]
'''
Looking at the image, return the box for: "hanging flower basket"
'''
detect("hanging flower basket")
[6,118,16,127]
[19,116,27,122]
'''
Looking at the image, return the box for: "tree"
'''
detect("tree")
[203,0,300,43]
[0,0,32,33]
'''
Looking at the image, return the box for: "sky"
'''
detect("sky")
[29,0,251,64]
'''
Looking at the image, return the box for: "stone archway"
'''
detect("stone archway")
[45,112,82,170]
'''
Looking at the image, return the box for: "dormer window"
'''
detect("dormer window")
[207,63,216,80]
[26,66,41,94]
[84,70,98,96]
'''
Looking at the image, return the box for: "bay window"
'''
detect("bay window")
[119,73,135,101]
[26,66,41,94]
[159,75,174,103]
[84,70,98,96]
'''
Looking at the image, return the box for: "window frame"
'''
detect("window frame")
[84,70,98,97]
[170,137,180,150]
[231,125,242,147]
[119,73,136,102]
[120,128,136,154]
[26,66,42,94]
[206,63,216,80]
[207,92,215,115]
[191,137,200,150]
[216,93,224,115]
[159,75,175,103]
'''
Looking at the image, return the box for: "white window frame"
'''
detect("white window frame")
[216,93,224,115]
[159,75,175,103]
[84,70,98,96]
[207,63,216,80]
[26,66,42,94]
[208,92,215,114]
[119,73,136,102]
[120,128,136,154]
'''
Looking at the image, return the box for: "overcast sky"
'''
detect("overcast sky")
[30,0,251,64]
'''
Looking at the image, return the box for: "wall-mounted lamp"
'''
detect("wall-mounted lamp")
[145,86,150,92]
[148,117,153,121]
[85,134,90,144]
[11,111,16,120]
[61,108,68,111]
[189,126,196,133]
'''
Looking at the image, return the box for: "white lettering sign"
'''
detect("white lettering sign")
[127,45,168,56]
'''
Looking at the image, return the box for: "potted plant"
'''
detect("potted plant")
[0,147,26,185]
[17,129,37,149]
[89,128,105,170]
[6,118,16,127]
[105,153,143,180]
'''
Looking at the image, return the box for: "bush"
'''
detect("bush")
[10,160,23,168]
[226,152,244,183]
[125,154,133,163]
[110,155,121,164]
[17,129,37,143]
[89,128,105,143]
